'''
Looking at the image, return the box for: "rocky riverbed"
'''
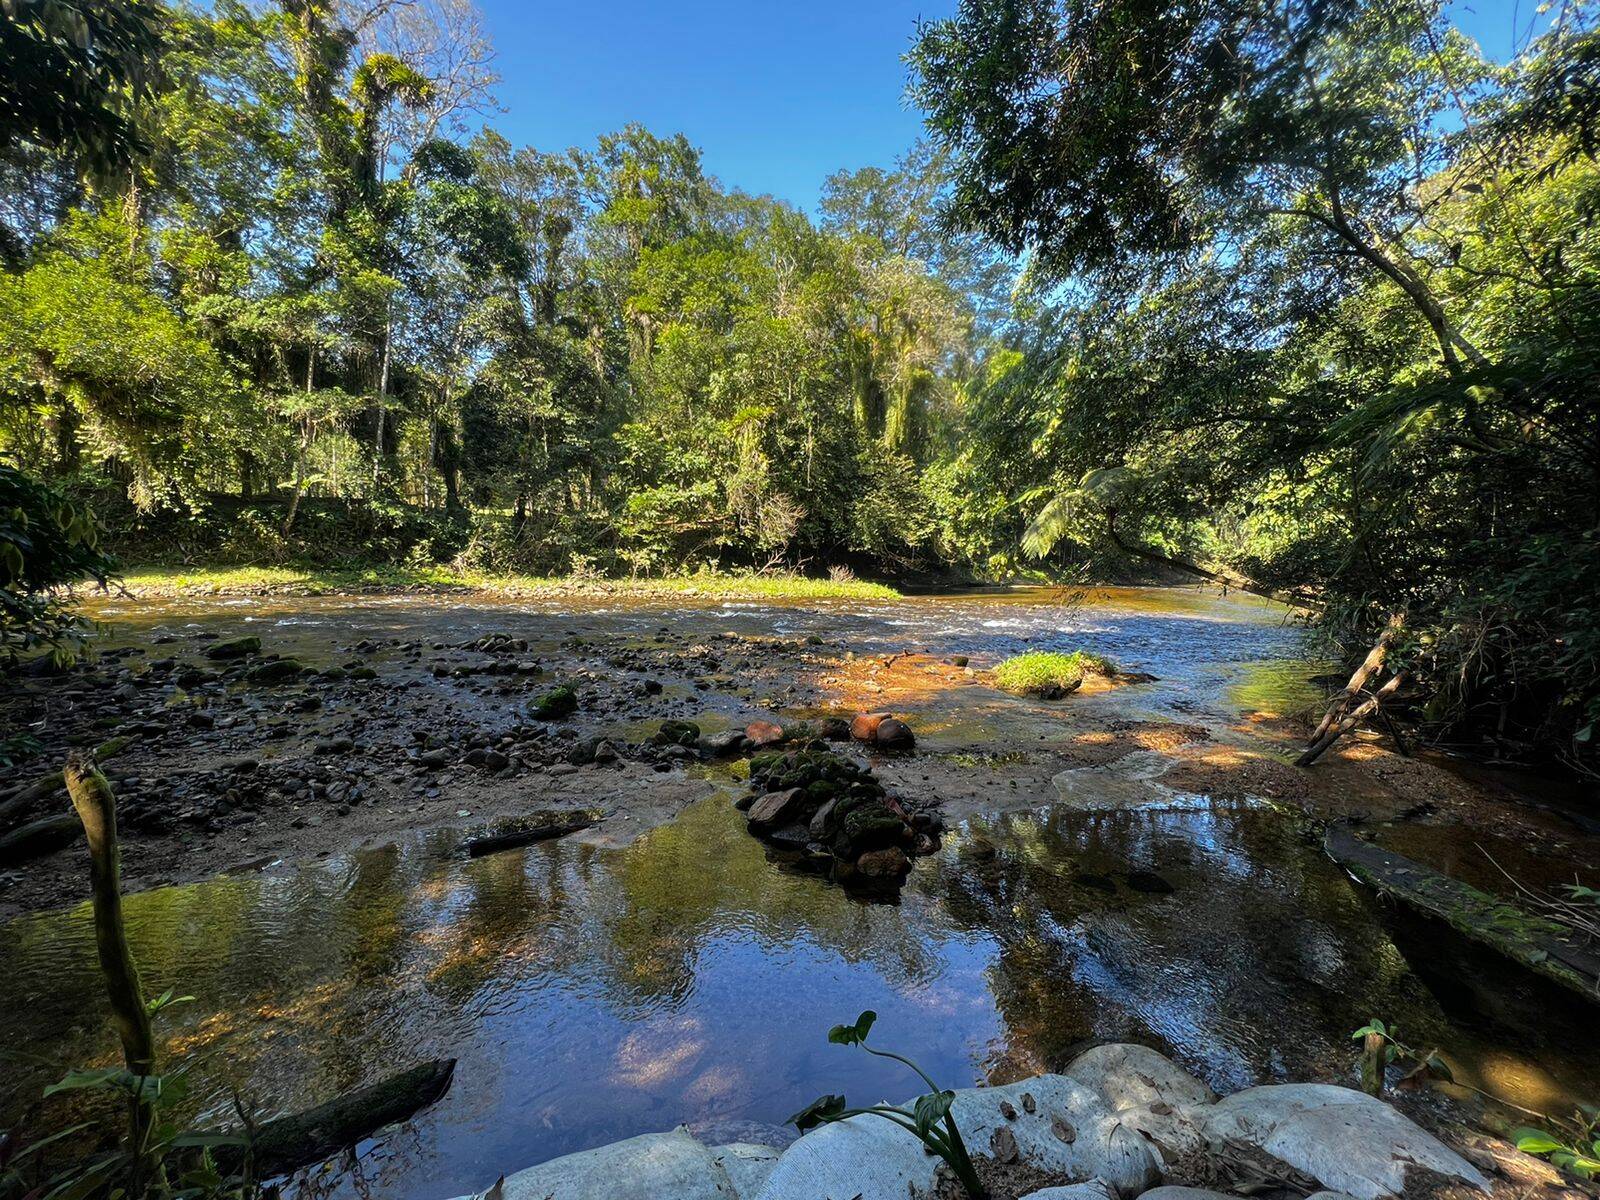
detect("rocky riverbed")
[2,586,1597,1200]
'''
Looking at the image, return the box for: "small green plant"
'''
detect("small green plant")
[1353,1020,1599,1182]
[1,991,258,1200]
[789,1011,987,1200]
[1350,1018,1453,1096]
[992,650,1116,698]
[1512,1110,1600,1180]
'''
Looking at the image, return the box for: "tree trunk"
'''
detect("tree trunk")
[1298,672,1406,767]
[1307,612,1405,745]
[63,756,153,1079]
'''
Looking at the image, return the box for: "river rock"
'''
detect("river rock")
[447,1126,765,1200]
[853,846,910,877]
[747,788,807,832]
[656,720,700,747]
[1063,1043,1214,1158]
[850,712,888,741]
[874,718,914,751]
[1064,1043,1216,1112]
[712,1143,782,1198]
[245,658,305,685]
[745,720,786,748]
[752,1074,1160,1200]
[1022,1184,1118,1200]
[1197,1083,1489,1199]
[205,635,261,660]
[701,729,747,756]
[532,684,578,719]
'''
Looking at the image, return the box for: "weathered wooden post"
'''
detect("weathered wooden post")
[63,752,156,1165]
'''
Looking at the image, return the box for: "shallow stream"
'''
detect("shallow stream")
[3,587,1596,1198]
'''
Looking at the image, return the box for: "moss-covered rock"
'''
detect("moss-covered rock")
[655,719,701,747]
[245,658,305,684]
[532,683,578,719]
[205,635,261,660]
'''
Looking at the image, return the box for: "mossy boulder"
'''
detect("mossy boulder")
[655,719,701,747]
[245,658,306,685]
[206,635,261,660]
[532,683,578,719]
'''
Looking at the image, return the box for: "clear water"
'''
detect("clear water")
[4,586,1595,1198]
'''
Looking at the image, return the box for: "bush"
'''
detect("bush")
[0,465,115,665]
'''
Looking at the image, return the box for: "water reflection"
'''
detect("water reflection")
[6,792,1598,1200]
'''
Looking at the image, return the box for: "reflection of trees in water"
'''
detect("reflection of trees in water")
[921,806,1448,1091]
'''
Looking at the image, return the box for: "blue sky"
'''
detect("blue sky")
[475,0,1524,214]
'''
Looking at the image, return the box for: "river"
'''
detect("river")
[2,585,1595,1198]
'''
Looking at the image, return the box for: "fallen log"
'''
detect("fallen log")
[0,811,81,864]
[218,1059,457,1179]
[0,735,133,831]
[1297,673,1404,767]
[1325,825,1600,1005]
[462,819,596,859]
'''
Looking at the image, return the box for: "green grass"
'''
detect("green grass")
[111,562,901,602]
[991,649,1117,694]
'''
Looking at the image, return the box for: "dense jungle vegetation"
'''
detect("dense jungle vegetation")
[1,0,1598,772]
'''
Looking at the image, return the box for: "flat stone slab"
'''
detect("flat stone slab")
[1199,1083,1489,1200]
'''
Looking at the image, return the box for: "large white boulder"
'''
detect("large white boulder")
[711,1143,782,1198]
[1063,1043,1216,1160]
[751,1074,1162,1200]
[1064,1045,1216,1112]
[1199,1084,1490,1200]
[446,1126,745,1200]
[1022,1183,1120,1200]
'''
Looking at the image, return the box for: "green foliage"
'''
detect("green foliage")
[1,994,257,1200]
[1513,1116,1600,1180]
[992,650,1116,696]
[0,0,167,178]
[790,1011,987,1199]
[913,0,1600,765]
[0,463,114,664]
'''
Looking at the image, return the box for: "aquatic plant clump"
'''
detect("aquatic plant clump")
[992,650,1116,698]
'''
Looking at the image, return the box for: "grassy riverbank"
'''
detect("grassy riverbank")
[109,563,903,602]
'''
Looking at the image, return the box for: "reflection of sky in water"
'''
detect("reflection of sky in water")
[7,789,1598,1199]
[15,588,1592,1196]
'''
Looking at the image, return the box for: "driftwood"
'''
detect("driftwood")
[0,735,132,831]
[0,811,81,864]
[217,1059,457,1179]
[462,819,595,858]
[1298,613,1408,767]
[1325,825,1600,1004]
[1298,672,1405,767]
